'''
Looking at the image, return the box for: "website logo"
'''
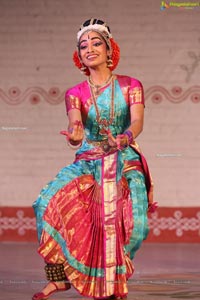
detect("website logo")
[160,1,170,9]
[160,1,200,10]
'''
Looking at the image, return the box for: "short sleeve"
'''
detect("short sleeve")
[129,79,144,106]
[65,86,81,114]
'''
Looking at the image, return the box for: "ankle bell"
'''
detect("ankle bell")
[44,263,66,281]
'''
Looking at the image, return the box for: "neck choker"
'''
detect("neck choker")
[88,74,113,95]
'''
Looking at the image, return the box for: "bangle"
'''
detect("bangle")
[67,140,82,150]
[124,130,134,145]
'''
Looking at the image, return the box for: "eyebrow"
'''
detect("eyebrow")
[79,36,102,45]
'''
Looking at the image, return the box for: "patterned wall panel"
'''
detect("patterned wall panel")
[1,86,200,105]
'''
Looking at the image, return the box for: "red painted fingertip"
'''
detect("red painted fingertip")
[60,130,68,136]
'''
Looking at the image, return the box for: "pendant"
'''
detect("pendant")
[102,144,111,153]
[99,127,108,136]
[100,119,109,127]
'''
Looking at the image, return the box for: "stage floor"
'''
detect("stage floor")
[1,242,200,300]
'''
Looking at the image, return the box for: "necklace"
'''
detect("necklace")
[88,74,113,95]
[89,77,115,136]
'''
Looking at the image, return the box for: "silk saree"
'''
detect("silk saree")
[33,75,154,298]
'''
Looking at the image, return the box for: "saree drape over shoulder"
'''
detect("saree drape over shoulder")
[33,75,154,299]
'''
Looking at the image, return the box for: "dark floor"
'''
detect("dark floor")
[0,242,200,300]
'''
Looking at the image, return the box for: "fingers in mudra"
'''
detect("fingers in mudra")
[60,121,84,142]
[116,134,128,150]
[108,135,116,147]
[71,125,84,142]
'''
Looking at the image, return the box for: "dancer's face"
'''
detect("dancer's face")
[79,31,110,69]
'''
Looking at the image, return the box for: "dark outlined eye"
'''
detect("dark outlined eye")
[79,44,87,50]
[93,41,103,47]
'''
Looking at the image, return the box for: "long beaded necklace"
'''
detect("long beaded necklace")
[88,76,115,136]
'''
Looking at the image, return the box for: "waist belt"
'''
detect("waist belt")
[86,138,117,153]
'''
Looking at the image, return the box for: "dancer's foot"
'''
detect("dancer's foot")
[94,296,115,299]
[32,281,71,300]
[95,295,127,299]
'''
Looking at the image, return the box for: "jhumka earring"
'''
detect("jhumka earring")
[80,63,87,73]
[107,56,113,68]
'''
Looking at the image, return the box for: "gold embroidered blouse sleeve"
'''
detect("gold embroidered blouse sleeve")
[66,95,81,113]
[129,86,144,105]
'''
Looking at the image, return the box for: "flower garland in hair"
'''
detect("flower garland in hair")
[72,38,120,76]
[73,51,90,76]
[109,38,120,71]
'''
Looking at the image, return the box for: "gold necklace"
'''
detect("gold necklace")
[89,77,115,136]
[88,74,113,95]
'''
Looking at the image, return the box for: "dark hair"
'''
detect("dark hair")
[79,18,111,34]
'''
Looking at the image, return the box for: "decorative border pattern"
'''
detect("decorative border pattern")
[0,207,37,242]
[0,209,35,235]
[0,87,65,105]
[149,210,200,236]
[147,208,200,242]
[0,207,199,242]
[145,86,200,104]
[0,86,200,105]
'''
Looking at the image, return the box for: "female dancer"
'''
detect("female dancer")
[32,18,156,300]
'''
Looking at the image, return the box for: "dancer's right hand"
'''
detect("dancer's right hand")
[60,120,84,145]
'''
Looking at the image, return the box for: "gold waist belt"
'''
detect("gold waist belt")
[86,138,117,153]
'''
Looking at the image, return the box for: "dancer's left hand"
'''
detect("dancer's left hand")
[106,130,128,150]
